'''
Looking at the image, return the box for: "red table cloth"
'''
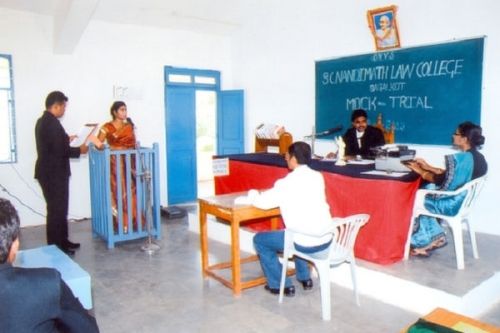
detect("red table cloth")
[214,156,420,265]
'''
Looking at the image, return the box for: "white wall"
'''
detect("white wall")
[1,1,498,235]
[0,8,233,226]
[231,0,500,235]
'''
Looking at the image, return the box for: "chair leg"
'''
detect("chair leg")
[404,213,417,260]
[349,256,360,306]
[450,219,465,269]
[465,218,479,259]
[316,261,331,321]
[279,254,289,303]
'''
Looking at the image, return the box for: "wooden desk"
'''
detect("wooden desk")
[402,307,500,332]
[199,192,281,296]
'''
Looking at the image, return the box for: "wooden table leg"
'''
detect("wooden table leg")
[230,218,242,296]
[199,202,208,278]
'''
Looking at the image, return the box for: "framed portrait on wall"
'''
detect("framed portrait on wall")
[367,5,401,51]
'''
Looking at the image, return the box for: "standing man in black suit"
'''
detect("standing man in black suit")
[0,198,99,332]
[35,91,88,255]
[342,109,385,159]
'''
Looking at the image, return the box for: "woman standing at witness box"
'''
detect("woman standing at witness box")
[97,101,140,234]
[405,121,487,257]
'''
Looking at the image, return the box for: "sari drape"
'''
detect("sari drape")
[101,122,139,233]
[411,152,473,249]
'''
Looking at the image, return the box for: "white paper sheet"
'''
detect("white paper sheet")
[70,124,98,147]
[361,170,408,177]
[347,159,375,165]
[234,195,252,205]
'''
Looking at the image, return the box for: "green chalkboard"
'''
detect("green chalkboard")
[315,37,484,145]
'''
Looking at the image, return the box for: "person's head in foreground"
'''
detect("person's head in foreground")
[0,198,20,264]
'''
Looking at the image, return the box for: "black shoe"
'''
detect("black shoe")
[300,279,313,290]
[264,285,295,297]
[61,247,75,256]
[64,240,81,250]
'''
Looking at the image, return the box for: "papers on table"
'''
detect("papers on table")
[361,170,408,178]
[347,159,375,165]
[70,123,98,147]
[234,195,252,205]
[234,189,259,205]
[452,321,489,333]
[255,123,284,139]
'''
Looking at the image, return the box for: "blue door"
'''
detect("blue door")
[218,90,244,155]
[165,67,244,204]
[165,86,197,204]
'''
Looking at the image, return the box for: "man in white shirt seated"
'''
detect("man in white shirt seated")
[249,142,334,296]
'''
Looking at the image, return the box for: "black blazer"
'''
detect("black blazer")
[343,125,385,158]
[34,111,81,180]
[0,263,99,333]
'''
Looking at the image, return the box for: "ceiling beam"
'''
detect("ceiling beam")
[53,0,100,54]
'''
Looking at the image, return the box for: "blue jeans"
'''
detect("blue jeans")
[253,230,331,289]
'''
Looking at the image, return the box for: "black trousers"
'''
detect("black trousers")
[38,176,69,248]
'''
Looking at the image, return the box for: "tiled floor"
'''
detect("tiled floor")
[18,214,500,332]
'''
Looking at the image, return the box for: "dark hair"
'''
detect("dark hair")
[0,198,20,264]
[110,101,127,119]
[288,141,312,165]
[351,109,368,122]
[457,121,485,149]
[45,91,68,109]
[110,101,134,126]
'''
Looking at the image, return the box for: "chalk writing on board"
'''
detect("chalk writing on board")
[321,59,464,85]
[315,38,484,144]
[346,96,433,111]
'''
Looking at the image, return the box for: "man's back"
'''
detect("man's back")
[253,165,333,246]
[0,264,99,333]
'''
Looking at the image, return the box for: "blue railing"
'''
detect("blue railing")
[88,143,161,248]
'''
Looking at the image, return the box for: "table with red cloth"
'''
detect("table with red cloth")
[214,153,421,265]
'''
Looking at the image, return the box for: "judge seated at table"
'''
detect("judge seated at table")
[327,109,385,160]
[0,198,99,333]
[247,142,334,297]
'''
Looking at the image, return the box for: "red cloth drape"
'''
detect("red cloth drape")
[215,160,420,264]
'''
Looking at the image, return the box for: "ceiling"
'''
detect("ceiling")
[0,0,251,34]
[0,0,257,52]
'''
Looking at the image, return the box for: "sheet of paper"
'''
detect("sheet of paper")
[361,170,408,178]
[212,158,229,176]
[452,321,489,333]
[70,124,98,147]
[234,195,251,205]
[347,159,375,165]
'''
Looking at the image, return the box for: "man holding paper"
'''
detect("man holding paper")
[34,91,88,255]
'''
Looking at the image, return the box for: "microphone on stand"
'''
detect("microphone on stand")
[315,125,343,137]
[126,117,135,127]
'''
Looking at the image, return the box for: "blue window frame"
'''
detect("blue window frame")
[0,54,16,163]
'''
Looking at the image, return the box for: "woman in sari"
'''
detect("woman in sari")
[405,122,487,257]
[97,101,139,234]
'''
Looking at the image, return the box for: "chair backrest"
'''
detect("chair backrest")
[457,175,487,218]
[329,214,370,263]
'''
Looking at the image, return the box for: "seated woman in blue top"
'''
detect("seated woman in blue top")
[405,121,487,257]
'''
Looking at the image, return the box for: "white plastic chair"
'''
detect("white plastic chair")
[404,175,487,269]
[278,214,370,321]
